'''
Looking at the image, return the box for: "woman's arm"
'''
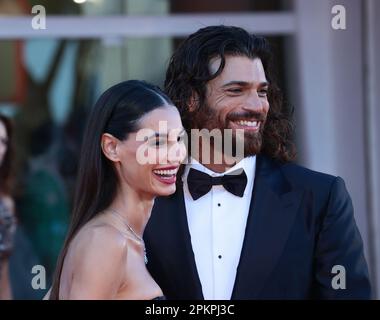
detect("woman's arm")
[42,288,51,300]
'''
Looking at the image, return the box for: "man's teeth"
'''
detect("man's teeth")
[235,120,259,127]
[153,169,177,176]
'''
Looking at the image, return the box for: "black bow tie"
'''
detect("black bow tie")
[187,168,248,200]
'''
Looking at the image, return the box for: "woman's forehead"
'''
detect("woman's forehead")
[138,106,181,130]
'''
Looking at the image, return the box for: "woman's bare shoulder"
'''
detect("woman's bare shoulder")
[62,222,129,299]
[72,221,129,263]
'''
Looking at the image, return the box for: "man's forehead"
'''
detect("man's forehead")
[208,55,267,84]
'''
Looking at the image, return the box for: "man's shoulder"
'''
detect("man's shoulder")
[281,161,336,181]
[263,156,338,190]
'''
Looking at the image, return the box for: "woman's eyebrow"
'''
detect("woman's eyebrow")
[143,132,163,140]
[146,128,186,139]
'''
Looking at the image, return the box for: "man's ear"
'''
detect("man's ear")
[188,91,200,113]
[101,133,120,162]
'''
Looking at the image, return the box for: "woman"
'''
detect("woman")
[49,80,186,299]
[0,114,17,300]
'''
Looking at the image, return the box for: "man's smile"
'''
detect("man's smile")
[229,119,262,132]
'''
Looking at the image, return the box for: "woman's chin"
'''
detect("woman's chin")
[153,184,177,197]
[150,172,178,196]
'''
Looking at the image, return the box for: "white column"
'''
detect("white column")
[124,0,171,85]
[295,0,370,275]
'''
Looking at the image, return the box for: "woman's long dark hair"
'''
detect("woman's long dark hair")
[165,25,296,162]
[49,80,172,299]
[0,115,14,196]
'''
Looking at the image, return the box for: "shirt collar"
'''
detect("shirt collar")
[182,155,256,186]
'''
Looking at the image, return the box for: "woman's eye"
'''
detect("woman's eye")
[153,139,166,147]
[177,135,184,142]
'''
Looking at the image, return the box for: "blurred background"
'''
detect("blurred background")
[0,0,379,299]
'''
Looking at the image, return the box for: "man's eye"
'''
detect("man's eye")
[258,89,268,97]
[227,88,242,94]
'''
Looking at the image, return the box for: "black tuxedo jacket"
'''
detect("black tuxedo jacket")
[144,155,371,299]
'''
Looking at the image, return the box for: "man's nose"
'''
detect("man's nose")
[243,91,264,112]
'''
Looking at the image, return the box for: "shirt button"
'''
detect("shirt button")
[218,255,222,259]
[217,203,221,207]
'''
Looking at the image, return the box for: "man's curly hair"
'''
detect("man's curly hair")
[165,25,296,163]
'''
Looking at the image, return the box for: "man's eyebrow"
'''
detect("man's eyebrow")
[221,80,269,88]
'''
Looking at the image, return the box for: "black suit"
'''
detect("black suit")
[144,155,371,299]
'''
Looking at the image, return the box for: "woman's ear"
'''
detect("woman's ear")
[101,133,120,162]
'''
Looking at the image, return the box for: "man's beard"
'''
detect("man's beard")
[189,103,267,158]
[232,127,264,157]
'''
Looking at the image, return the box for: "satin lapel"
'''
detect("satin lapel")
[167,188,204,299]
[231,156,305,299]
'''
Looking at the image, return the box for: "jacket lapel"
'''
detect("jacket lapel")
[231,156,305,299]
[166,187,204,299]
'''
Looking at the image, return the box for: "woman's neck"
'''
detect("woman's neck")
[108,186,154,238]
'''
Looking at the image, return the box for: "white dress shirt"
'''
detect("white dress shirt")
[182,156,256,300]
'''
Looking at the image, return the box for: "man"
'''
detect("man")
[144,25,371,299]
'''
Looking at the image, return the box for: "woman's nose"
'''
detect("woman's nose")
[168,142,187,164]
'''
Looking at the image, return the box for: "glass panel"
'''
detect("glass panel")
[0,0,170,16]
[170,0,293,13]
[0,0,292,16]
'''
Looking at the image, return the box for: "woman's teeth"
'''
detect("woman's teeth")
[153,169,178,177]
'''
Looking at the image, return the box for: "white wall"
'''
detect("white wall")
[295,0,377,296]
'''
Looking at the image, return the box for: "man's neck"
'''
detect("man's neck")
[192,147,244,173]
[201,162,232,174]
